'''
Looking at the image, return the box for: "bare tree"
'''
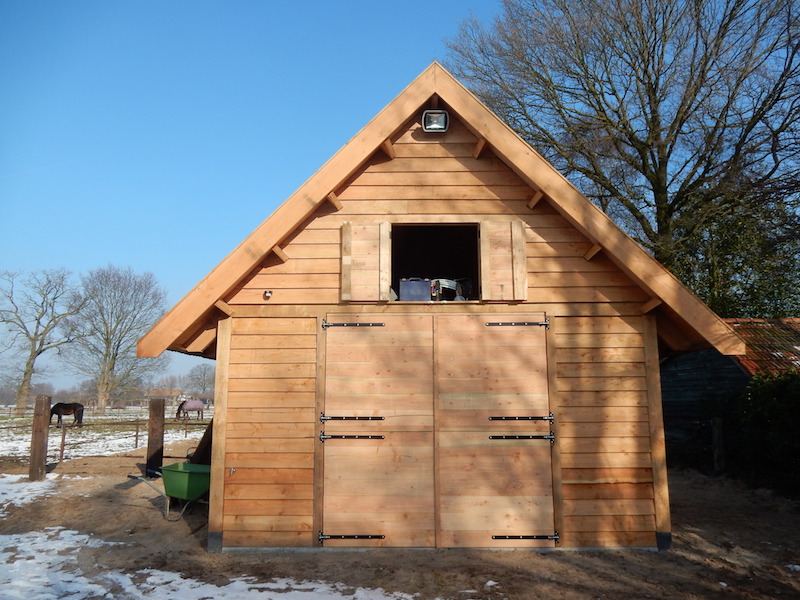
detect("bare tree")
[186,362,215,397]
[62,265,170,413]
[0,269,85,415]
[447,0,800,274]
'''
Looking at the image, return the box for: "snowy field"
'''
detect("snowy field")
[0,412,429,600]
[0,408,209,460]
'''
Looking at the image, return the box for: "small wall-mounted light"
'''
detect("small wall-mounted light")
[263,290,273,300]
[422,109,449,132]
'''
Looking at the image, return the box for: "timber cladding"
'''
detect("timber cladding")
[144,64,743,551]
[211,112,665,550]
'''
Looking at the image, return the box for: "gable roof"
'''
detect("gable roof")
[725,318,800,375]
[138,62,744,358]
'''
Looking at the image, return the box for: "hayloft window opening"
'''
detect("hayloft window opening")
[391,224,479,301]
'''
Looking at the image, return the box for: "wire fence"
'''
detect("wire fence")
[0,408,211,462]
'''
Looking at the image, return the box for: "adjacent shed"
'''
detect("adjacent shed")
[139,63,744,551]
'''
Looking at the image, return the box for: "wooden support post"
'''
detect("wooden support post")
[326,192,344,211]
[271,245,290,263]
[29,395,51,481]
[473,137,487,159]
[380,139,396,160]
[583,243,603,261]
[146,398,166,477]
[526,190,544,210]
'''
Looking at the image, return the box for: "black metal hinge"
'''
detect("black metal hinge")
[320,432,385,442]
[489,432,555,443]
[322,319,385,330]
[318,532,385,545]
[320,412,384,423]
[492,531,559,544]
[486,319,549,329]
[489,412,554,422]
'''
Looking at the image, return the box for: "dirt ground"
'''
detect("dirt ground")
[1,441,799,600]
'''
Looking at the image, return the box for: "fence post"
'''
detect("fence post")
[29,395,51,481]
[146,398,165,477]
[59,424,68,462]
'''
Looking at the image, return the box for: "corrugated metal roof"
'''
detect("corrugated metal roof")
[724,318,800,375]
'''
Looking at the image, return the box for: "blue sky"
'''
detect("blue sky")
[0,1,500,387]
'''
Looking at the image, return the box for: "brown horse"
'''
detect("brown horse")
[50,402,84,427]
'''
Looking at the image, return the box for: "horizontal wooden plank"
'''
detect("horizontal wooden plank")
[230,363,316,378]
[224,483,314,500]
[229,334,317,350]
[232,318,317,335]
[557,362,646,378]
[557,376,647,392]
[250,257,341,275]
[229,288,340,305]
[560,452,652,469]
[353,170,527,187]
[227,391,316,408]
[223,531,314,547]
[559,421,650,437]
[230,347,317,364]
[559,530,657,548]
[561,482,655,500]
[222,514,313,532]
[557,347,646,363]
[527,287,649,304]
[561,467,653,485]
[559,436,651,454]
[226,452,314,469]
[223,498,313,516]
[226,422,315,438]
[228,378,316,393]
[438,392,549,412]
[563,514,657,532]
[563,498,655,516]
[557,316,644,335]
[339,186,531,201]
[555,332,644,348]
[226,467,314,484]
[558,406,649,422]
[239,273,341,289]
[226,437,314,453]
[227,407,316,423]
[556,390,648,407]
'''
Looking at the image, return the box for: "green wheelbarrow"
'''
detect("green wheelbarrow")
[128,462,210,521]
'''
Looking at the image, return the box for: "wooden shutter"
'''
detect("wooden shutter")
[340,222,391,302]
[479,221,528,301]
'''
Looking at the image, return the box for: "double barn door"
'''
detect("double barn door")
[321,314,555,548]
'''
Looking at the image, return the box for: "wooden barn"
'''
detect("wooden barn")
[139,63,744,552]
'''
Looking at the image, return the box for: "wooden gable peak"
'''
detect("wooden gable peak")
[138,61,743,358]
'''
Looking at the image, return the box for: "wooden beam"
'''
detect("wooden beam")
[271,245,290,263]
[583,244,603,261]
[380,139,396,160]
[642,315,672,548]
[214,300,233,316]
[526,190,544,210]
[326,192,344,211]
[473,137,486,159]
[207,317,231,552]
[184,328,217,354]
[640,297,662,314]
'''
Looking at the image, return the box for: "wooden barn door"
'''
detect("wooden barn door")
[435,314,556,548]
[321,314,435,547]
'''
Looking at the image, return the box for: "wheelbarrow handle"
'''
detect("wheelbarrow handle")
[127,474,167,498]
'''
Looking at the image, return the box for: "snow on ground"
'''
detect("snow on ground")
[0,408,208,460]
[0,451,425,599]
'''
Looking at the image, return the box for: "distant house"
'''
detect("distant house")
[660,318,800,467]
[138,63,743,552]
